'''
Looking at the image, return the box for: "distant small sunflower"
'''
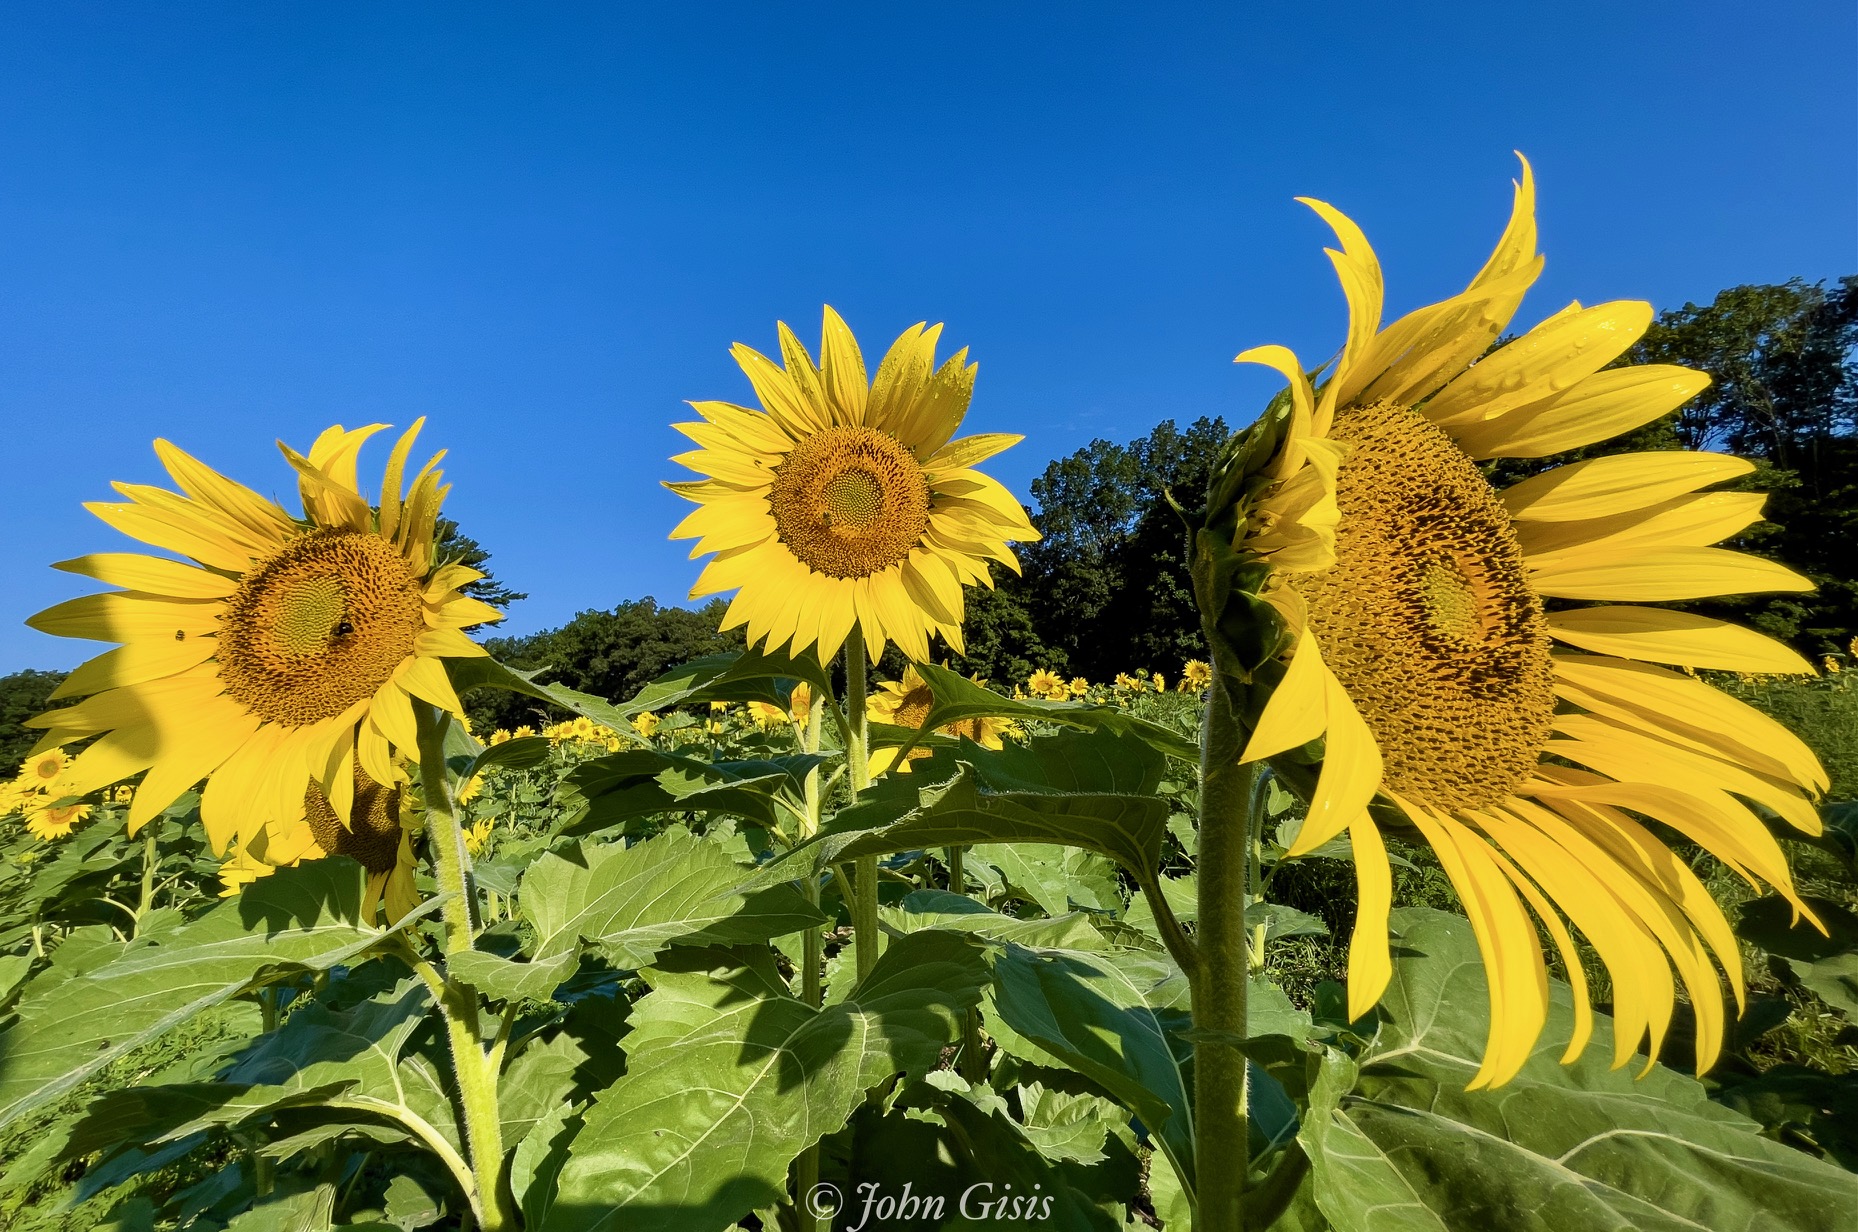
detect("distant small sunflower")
[26,800,91,841]
[1027,668,1064,699]
[669,307,1039,664]
[21,749,67,786]
[1231,156,1825,1087]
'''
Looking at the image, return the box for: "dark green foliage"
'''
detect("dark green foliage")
[464,598,743,730]
[0,670,67,771]
[1014,417,1228,679]
[433,516,528,610]
[948,574,1050,685]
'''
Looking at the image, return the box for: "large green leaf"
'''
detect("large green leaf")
[0,860,439,1128]
[1302,908,1858,1232]
[446,655,644,738]
[1736,894,1858,1018]
[987,943,1309,1209]
[537,929,990,1232]
[973,843,1123,918]
[522,828,825,970]
[751,729,1175,889]
[554,748,829,838]
[71,979,456,1170]
[620,647,835,715]
[986,943,1198,1199]
[902,662,1197,762]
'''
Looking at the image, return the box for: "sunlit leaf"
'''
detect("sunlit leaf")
[540,930,989,1232]
[1302,908,1858,1232]
[0,860,440,1128]
[522,827,825,969]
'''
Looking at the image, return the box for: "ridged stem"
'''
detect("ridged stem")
[1193,669,1256,1232]
[843,632,880,982]
[794,689,826,1232]
[414,702,514,1232]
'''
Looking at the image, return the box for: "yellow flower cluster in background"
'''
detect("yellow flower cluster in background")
[1,748,96,841]
[1020,662,1213,702]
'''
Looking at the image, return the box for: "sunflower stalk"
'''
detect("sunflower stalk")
[794,690,827,1232]
[414,701,515,1232]
[843,630,881,983]
[948,844,987,1082]
[1193,667,1258,1232]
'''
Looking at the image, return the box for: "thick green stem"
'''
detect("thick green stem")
[843,632,880,983]
[1193,673,1257,1232]
[414,702,514,1232]
[795,690,826,1232]
[255,987,279,1197]
[135,815,161,928]
[947,845,987,1082]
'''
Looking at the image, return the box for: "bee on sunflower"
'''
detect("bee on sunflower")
[24,420,498,920]
[1215,156,1826,1088]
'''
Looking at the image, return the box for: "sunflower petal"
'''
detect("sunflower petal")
[1500,451,1754,521]
[52,553,238,600]
[1529,546,1812,601]
[1452,365,1710,461]
[819,306,869,426]
[1546,606,1812,674]
[1426,301,1654,428]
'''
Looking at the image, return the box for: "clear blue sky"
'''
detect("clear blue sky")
[3,2,1853,671]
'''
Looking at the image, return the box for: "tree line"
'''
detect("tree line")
[3,276,1853,761]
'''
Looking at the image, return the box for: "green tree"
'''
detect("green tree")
[465,598,743,731]
[0,669,68,771]
[1018,416,1228,678]
[952,573,1049,686]
[434,518,528,611]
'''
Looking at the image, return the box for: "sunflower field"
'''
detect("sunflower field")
[3,163,1858,1232]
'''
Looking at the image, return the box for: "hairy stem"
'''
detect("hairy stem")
[414,702,514,1232]
[794,688,826,1232]
[135,814,161,928]
[947,845,988,1082]
[843,631,880,983]
[1193,671,1256,1232]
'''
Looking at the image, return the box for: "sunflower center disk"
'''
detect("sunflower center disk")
[769,427,931,579]
[305,769,405,873]
[1289,401,1554,811]
[218,529,424,726]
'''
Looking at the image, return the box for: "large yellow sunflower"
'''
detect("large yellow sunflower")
[867,664,1010,776]
[668,307,1040,664]
[24,420,500,866]
[1231,157,1825,1088]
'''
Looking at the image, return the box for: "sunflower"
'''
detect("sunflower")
[1180,660,1213,692]
[1027,668,1064,699]
[26,800,92,841]
[21,748,68,787]
[1230,156,1825,1088]
[668,307,1040,664]
[747,701,784,730]
[787,681,815,728]
[463,815,496,857]
[868,665,1009,776]
[297,762,420,922]
[23,420,500,863]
